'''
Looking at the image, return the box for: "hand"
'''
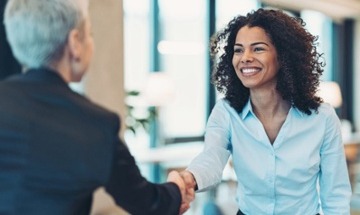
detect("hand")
[180,170,197,191]
[179,170,197,214]
[167,170,195,214]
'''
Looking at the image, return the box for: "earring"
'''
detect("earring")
[74,56,81,62]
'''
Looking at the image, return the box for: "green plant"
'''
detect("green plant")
[125,90,156,135]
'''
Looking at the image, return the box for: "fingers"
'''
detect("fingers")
[167,170,196,215]
[179,170,196,203]
[180,170,196,214]
[180,170,197,191]
[167,170,186,199]
[179,202,190,215]
[185,187,195,202]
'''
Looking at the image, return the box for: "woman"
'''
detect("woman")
[180,8,351,215]
[1,0,192,214]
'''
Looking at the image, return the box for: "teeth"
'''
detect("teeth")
[242,68,259,73]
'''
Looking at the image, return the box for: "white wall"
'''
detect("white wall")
[354,19,360,131]
[85,0,128,214]
[85,0,125,133]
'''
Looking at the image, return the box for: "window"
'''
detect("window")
[123,0,259,146]
[157,0,208,139]
[216,0,259,30]
[123,0,150,91]
[301,10,333,81]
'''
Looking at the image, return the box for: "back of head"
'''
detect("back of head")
[3,0,89,69]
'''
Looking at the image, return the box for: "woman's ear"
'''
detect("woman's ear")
[67,29,82,61]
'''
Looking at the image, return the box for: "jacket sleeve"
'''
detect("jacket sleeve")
[104,134,181,215]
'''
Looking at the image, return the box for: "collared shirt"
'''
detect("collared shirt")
[187,99,351,215]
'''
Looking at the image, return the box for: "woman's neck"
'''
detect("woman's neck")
[250,88,290,119]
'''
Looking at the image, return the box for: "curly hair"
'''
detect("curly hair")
[211,8,324,115]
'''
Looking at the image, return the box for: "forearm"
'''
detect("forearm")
[320,152,351,214]
[186,147,230,191]
[320,141,351,213]
[106,140,181,215]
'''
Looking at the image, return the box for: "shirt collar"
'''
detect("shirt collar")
[240,99,305,119]
[291,105,305,117]
[240,99,252,120]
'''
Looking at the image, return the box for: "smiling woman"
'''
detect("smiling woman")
[232,26,279,91]
[179,8,351,215]
[211,9,324,115]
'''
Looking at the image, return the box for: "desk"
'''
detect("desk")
[130,141,203,165]
[129,142,204,182]
[129,141,236,181]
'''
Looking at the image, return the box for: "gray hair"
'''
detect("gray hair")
[3,0,89,68]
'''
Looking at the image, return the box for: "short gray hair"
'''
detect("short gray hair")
[4,0,89,68]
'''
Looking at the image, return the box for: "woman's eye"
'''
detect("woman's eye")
[234,48,243,53]
[254,47,264,52]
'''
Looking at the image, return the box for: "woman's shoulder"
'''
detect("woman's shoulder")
[214,98,235,112]
[292,102,337,120]
[317,102,336,115]
[212,98,242,119]
[311,102,339,121]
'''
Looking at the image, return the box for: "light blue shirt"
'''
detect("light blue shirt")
[187,99,351,215]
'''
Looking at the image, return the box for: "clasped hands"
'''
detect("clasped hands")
[167,170,197,214]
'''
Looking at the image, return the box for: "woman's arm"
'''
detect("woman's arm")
[319,107,352,214]
[186,100,232,191]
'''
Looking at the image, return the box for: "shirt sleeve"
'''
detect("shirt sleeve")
[319,106,352,214]
[187,100,231,191]
[104,116,181,215]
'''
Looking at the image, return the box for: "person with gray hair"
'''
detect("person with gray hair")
[0,0,194,214]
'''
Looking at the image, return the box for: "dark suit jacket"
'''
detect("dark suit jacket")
[0,68,181,215]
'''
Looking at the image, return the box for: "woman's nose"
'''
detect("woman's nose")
[241,50,254,63]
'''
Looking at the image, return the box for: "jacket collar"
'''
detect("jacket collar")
[21,67,68,87]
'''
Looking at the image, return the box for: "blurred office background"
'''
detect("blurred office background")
[121,1,360,214]
[1,0,360,214]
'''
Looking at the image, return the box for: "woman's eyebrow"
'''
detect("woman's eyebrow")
[234,42,269,47]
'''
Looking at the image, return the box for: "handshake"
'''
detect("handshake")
[167,170,197,215]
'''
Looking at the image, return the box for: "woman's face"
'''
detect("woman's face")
[232,26,279,90]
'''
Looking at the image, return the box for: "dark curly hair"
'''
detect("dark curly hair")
[211,8,324,115]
